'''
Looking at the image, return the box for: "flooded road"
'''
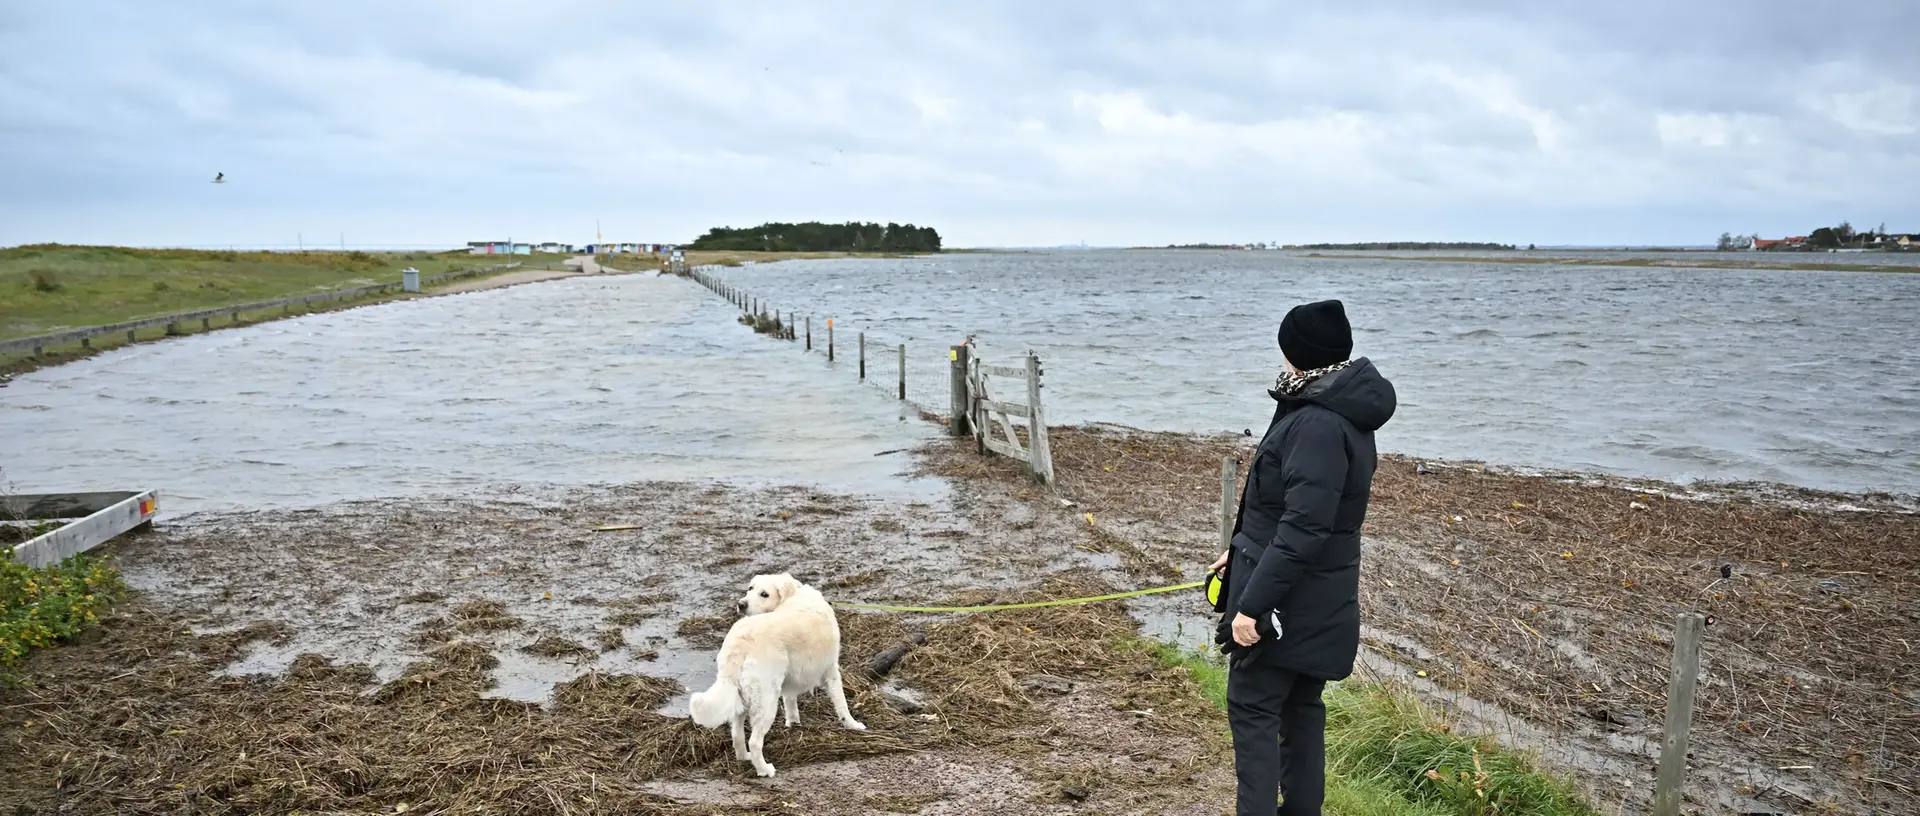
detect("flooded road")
[2,272,939,514]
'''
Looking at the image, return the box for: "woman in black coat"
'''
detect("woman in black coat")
[1210,299,1396,815]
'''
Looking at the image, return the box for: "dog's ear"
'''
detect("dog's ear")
[771,573,800,603]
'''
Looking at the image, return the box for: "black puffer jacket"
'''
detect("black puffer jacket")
[1219,357,1396,680]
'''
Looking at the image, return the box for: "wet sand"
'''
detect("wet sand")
[0,467,1235,815]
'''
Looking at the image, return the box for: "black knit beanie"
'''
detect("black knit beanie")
[1277,300,1353,371]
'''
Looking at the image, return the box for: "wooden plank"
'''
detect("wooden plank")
[982,436,1032,462]
[975,370,1025,453]
[978,398,1030,418]
[1653,612,1707,816]
[1218,456,1239,552]
[11,489,158,568]
[975,365,1004,406]
[997,408,1023,452]
[948,344,971,437]
[1025,352,1053,484]
[979,364,1027,379]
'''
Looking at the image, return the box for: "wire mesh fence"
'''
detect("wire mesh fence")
[685,266,987,422]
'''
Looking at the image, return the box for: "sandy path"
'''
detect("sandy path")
[433,267,581,295]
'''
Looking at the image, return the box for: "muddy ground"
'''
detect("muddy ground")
[0,473,1233,815]
[5,426,1915,815]
[922,425,1918,816]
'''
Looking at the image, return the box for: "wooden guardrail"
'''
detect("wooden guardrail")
[0,263,524,358]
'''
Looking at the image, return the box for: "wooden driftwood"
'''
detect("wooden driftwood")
[866,632,927,680]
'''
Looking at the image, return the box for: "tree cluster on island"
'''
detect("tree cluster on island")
[687,222,942,253]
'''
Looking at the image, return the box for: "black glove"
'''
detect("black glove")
[1215,611,1282,666]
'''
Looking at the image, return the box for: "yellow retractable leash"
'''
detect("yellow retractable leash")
[834,579,1206,613]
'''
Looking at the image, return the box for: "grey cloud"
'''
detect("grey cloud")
[0,0,1914,248]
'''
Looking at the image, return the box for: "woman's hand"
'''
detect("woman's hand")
[1231,612,1260,647]
[1209,550,1229,575]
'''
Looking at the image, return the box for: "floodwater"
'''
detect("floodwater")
[1,273,940,514]
[709,250,1920,495]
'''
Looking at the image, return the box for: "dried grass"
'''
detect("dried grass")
[0,571,1217,814]
[924,424,1920,808]
[449,598,521,632]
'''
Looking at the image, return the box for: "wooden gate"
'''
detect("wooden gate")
[950,344,1053,485]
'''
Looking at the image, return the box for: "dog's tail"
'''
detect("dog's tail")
[689,675,743,728]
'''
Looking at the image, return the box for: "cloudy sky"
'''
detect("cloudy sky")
[2,1,1915,249]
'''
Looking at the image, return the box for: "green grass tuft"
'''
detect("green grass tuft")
[1143,641,1598,816]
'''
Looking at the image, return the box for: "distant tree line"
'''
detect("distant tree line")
[687,222,942,253]
[1286,241,1517,251]
[1730,221,1914,251]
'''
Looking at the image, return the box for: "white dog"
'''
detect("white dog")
[688,573,866,777]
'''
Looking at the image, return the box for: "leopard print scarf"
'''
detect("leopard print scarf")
[1272,358,1355,397]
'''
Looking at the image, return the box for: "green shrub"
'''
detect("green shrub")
[1,548,123,667]
[27,269,60,292]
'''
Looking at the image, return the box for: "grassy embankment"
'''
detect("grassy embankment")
[1147,644,1596,816]
[0,245,572,374]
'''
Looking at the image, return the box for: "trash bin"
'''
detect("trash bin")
[402,267,420,292]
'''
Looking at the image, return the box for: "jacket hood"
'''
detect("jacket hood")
[1271,357,1397,432]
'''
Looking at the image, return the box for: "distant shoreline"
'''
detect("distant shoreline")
[1296,252,1920,273]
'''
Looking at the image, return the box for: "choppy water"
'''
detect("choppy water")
[710,250,1920,495]
[2,274,939,513]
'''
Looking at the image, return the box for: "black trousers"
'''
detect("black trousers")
[1227,657,1328,815]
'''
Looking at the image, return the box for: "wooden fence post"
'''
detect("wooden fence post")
[948,344,971,436]
[858,332,866,380]
[1026,352,1053,485]
[806,316,812,351]
[827,320,835,362]
[1219,456,1239,553]
[1653,612,1707,816]
[971,358,986,455]
[897,343,906,400]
